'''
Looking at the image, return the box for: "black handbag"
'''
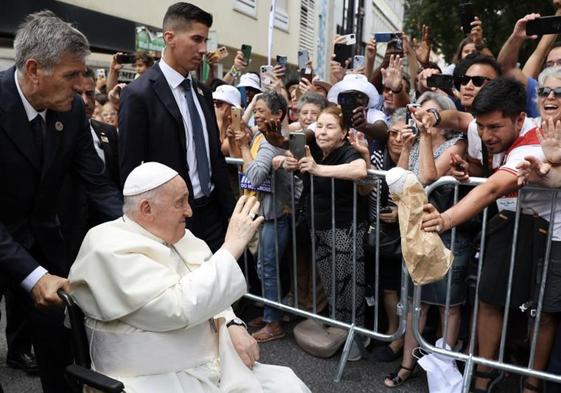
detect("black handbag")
[367,220,402,259]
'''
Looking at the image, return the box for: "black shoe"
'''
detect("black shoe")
[7,351,39,375]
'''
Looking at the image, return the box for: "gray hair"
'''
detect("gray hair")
[255,90,288,122]
[122,188,163,217]
[390,107,407,126]
[538,66,561,87]
[416,92,460,139]
[297,92,328,112]
[14,10,90,72]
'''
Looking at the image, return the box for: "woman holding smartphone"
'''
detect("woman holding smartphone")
[282,105,370,361]
[234,91,295,343]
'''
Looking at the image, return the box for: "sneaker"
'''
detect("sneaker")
[348,337,371,362]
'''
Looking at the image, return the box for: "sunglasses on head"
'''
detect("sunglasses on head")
[455,75,491,87]
[538,87,561,98]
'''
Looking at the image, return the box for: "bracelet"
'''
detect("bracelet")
[427,108,441,126]
[441,212,453,232]
[228,65,241,78]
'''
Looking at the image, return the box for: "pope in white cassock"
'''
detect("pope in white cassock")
[68,162,310,393]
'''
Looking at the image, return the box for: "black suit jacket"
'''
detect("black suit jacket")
[90,119,120,188]
[119,62,234,221]
[0,66,123,285]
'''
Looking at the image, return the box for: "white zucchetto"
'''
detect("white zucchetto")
[123,162,179,196]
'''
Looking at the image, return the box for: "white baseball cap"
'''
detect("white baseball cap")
[327,74,380,108]
[237,73,262,92]
[212,85,242,108]
[123,162,178,196]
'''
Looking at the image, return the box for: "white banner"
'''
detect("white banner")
[267,0,277,65]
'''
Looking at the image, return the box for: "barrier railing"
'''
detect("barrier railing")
[415,176,561,392]
[227,156,561,390]
[226,157,409,382]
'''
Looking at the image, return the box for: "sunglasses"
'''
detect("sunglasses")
[455,75,491,87]
[538,87,561,98]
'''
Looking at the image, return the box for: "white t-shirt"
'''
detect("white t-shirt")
[469,117,561,239]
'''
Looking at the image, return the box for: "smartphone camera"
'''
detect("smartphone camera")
[406,105,419,136]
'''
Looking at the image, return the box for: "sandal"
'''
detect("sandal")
[383,364,417,388]
[471,368,503,393]
[252,322,285,343]
[520,377,540,393]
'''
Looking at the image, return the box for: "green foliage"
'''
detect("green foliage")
[404,0,554,64]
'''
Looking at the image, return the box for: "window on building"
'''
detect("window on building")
[299,0,316,57]
[233,0,257,18]
[274,0,289,31]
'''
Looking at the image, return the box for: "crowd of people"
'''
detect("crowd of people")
[2,1,561,393]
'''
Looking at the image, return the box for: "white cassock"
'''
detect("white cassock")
[69,216,310,393]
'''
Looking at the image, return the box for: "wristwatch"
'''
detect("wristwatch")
[226,317,246,328]
[427,108,441,126]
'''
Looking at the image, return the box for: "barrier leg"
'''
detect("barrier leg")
[334,325,355,383]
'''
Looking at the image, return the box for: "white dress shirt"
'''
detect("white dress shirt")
[14,69,48,291]
[90,121,106,164]
[158,59,213,199]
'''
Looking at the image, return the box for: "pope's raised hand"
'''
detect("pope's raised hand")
[223,196,264,259]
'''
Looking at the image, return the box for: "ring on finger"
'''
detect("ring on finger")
[250,213,257,220]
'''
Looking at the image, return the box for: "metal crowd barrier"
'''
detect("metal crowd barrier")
[226,156,561,390]
[415,176,561,392]
[226,158,409,382]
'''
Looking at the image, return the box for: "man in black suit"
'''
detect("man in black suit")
[0,11,122,392]
[58,67,122,261]
[119,2,235,252]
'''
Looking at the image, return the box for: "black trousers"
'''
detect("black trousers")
[187,193,228,253]
[11,287,73,393]
[4,288,33,356]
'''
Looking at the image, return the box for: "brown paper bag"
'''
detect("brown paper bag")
[391,180,453,285]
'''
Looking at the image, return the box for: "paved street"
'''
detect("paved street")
[0,299,520,393]
[0,298,430,393]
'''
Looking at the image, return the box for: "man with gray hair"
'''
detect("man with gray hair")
[0,10,122,392]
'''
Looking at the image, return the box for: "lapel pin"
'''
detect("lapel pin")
[196,87,204,96]
[100,135,109,143]
[55,121,64,131]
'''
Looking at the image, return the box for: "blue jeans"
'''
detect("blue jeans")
[257,214,290,323]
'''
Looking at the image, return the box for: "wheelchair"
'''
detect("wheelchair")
[58,290,125,393]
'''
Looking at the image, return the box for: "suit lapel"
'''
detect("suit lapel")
[0,67,42,172]
[150,64,187,152]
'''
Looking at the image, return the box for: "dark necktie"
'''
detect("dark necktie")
[180,78,211,197]
[30,115,45,166]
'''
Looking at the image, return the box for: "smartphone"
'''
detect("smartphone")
[374,32,398,43]
[289,132,306,160]
[298,50,309,71]
[241,44,252,64]
[406,104,420,135]
[96,68,106,79]
[386,34,404,52]
[526,16,561,36]
[300,67,313,82]
[260,65,274,89]
[459,1,475,35]
[340,33,357,45]
[211,46,229,61]
[115,53,136,64]
[353,55,365,69]
[231,107,242,131]
[276,55,288,68]
[338,91,360,129]
[207,30,218,53]
[427,74,454,91]
[334,43,353,66]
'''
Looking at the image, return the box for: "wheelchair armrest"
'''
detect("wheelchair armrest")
[65,364,124,393]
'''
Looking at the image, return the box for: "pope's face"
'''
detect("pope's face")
[151,176,192,244]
